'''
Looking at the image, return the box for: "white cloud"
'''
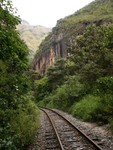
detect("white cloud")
[12,0,94,28]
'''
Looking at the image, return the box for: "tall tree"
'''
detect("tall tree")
[0,1,39,149]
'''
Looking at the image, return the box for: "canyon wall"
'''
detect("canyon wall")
[33,0,113,75]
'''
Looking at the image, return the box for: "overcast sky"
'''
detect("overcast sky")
[12,0,94,28]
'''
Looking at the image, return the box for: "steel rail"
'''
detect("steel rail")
[40,107,103,150]
[40,108,64,150]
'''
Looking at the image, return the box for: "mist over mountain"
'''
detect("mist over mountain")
[17,20,51,60]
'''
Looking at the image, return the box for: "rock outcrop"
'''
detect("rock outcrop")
[33,0,113,74]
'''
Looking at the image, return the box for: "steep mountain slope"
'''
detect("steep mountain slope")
[33,0,113,74]
[17,20,51,59]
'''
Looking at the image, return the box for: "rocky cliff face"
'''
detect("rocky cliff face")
[33,0,113,74]
[33,29,69,74]
[34,48,55,74]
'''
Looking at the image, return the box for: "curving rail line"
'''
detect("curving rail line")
[40,107,103,150]
[41,108,64,150]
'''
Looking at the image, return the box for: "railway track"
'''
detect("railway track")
[40,107,103,150]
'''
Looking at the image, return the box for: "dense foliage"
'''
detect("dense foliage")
[0,0,40,149]
[35,24,113,131]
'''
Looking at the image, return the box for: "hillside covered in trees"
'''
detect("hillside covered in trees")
[0,0,113,149]
[34,0,113,74]
[34,0,113,131]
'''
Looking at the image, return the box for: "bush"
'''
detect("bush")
[34,76,50,102]
[46,99,54,108]
[52,86,69,110]
[42,75,85,111]
[96,76,113,94]
[0,94,40,150]
[89,76,113,124]
[91,93,113,124]
[71,95,100,121]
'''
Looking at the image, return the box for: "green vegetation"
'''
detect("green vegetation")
[71,95,100,121]
[34,22,113,131]
[2,0,113,149]
[34,1,113,128]
[34,0,113,59]
[0,0,40,149]
[56,0,113,31]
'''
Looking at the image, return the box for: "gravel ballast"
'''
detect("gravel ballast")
[28,109,113,150]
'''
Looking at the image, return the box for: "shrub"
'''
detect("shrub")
[42,75,85,111]
[0,94,40,150]
[71,95,100,121]
[34,76,50,102]
[90,76,113,124]
[96,76,113,94]
[91,93,113,124]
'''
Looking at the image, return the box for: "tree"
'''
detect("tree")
[0,1,39,149]
[69,24,113,84]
